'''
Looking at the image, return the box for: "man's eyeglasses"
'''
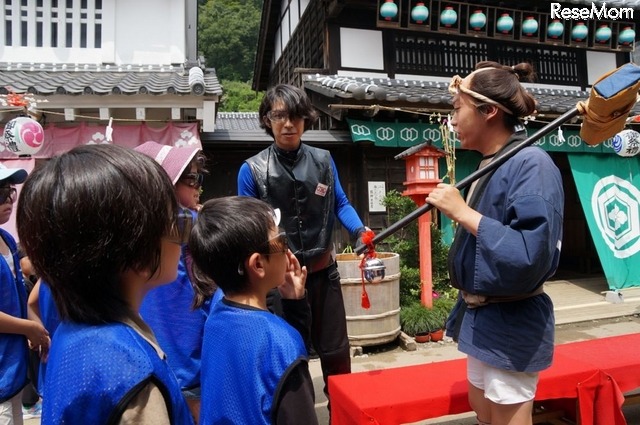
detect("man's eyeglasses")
[266,110,299,123]
[0,187,17,204]
[179,173,204,189]
[258,231,288,255]
[166,209,193,245]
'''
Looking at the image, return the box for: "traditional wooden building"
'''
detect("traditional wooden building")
[0,0,221,154]
[228,0,640,286]
[0,0,221,238]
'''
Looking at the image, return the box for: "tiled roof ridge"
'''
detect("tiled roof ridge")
[302,73,613,116]
[0,62,193,73]
[0,68,222,96]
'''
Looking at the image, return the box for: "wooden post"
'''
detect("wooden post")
[418,212,433,308]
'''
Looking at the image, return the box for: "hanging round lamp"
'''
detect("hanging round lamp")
[380,0,398,21]
[547,19,564,39]
[496,13,513,34]
[440,6,457,27]
[411,2,429,24]
[469,9,486,31]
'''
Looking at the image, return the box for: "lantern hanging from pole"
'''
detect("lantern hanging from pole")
[612,129,640,157]
[2,116,45,155]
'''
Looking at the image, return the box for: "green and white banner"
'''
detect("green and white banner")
[347,119,617,154]
[568,154,640,289]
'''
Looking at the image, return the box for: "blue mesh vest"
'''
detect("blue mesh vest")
[0,229,28,402]
[246,144,335,266]
[140,248,209,391]
[43,321,194,425]
[200,301,307,424]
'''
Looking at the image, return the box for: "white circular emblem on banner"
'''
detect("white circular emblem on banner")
[591,176,640,258]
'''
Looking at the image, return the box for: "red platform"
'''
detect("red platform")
[329,333,640,425]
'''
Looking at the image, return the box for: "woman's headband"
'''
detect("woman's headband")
[448,68,515,116]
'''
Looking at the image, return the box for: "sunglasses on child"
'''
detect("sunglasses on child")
[179,173,204,189]
[258,231,288,255]
[165,209,193,245]
[0,187,17,204]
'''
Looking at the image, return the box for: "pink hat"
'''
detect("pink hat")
[134,141,200,185]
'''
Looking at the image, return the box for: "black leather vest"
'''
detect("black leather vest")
[246,143,335,266]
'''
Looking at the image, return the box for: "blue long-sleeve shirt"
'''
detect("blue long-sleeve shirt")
[238,157,364,235]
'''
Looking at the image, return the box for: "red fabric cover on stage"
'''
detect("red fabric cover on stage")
[330,333,640,425]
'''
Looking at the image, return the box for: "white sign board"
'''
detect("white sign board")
[368,181,387,212]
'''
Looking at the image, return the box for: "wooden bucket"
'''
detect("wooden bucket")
[336,252,401,347]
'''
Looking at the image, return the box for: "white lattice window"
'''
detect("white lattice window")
[2,0,102,48]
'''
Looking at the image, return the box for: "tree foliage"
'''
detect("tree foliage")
[219,80,263,112]
[198,0,262,82]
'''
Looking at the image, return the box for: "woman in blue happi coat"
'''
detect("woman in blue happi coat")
[427,61,564,425]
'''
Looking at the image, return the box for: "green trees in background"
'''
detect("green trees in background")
[198,0,264,111]
[219,80,263,111]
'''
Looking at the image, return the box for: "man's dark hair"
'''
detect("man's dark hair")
[258,84,319,138]
[17,144,179,324]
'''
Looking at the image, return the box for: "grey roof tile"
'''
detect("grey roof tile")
[303,74,640,117]
[215,112,262,131]
[0,63,222,97]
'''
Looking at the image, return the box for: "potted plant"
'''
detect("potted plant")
[400,302,442,343]
[428,297,456,342]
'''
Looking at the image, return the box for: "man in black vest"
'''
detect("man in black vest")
[238,84,368,403]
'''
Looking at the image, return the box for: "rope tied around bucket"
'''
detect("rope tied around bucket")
[358,229,377,309]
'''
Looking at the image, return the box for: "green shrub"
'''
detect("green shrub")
[400,298,457,336]
[399,265,421,307]
[381,189,453,307]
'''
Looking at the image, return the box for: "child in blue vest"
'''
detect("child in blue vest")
[17,144,194,425]
[189,196,318,425]
[135,141,209,423]
[0,165,49,424]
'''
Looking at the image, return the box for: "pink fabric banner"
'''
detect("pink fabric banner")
[0,121,202,159]
[0,122,201,241]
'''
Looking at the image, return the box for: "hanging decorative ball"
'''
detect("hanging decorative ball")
[618,26,636,45]
[379,0,398,21]
[595,25,612,43]
[469,9,486,31]
[547,19,564,39]
[496,13,514,34]
[612,129,640,157]
[411,2,429,24]
[522,16,539,36]
[2,116,45,155]
[440,6,457,27]
[571,22,588,42]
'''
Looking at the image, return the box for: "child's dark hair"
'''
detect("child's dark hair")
[17,144,179,324]
[259,84,319,137]
[189,196,276,307]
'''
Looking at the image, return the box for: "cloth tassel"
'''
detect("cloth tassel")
[358,229,377,309]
